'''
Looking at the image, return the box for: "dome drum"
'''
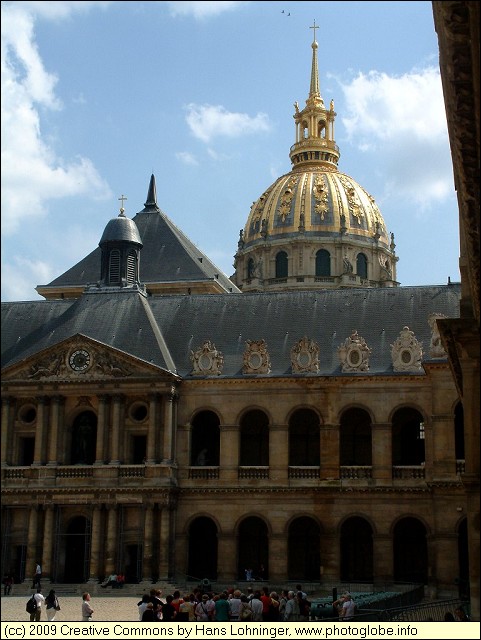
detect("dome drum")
[234,240,398,293]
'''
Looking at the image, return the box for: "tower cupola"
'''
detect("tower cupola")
[98,196,143,289]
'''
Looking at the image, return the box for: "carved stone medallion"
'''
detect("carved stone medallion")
[190,340,224,376]
[338,330,371,372]
[290,336,320,373]
[391,326,423,372]
[242,339,271,374]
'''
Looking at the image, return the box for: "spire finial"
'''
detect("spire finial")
[309,20,320,98]
[118,194,127,216]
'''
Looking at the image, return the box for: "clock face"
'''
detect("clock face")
[69,349,91,372]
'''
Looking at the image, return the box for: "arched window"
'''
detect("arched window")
[315,249,331,276]
[275,251,288,279]
[393,517,428,583]
[247,258,255,279]
[340,516,373,582]
[288,517,321,580]
[289,408,320,466]
[237,517,268,580]
[356,253,368,279]
[240,410,269,466]
[340,408,372,466]
[392,407,425,465]
[188,517,218,581]
[190,410,220,466]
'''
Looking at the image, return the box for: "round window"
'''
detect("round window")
[130,403,148,422]
[401,349,413,365]
[19,405,37,424]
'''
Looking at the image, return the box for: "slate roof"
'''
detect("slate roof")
[37,176,239,295]
[2,284,461,377]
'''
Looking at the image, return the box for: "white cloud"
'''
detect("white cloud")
[337,67,454,209]
[1,2,112,236]
[176,151,199,166]
[3,1,113,21]
[164,1,248,19]
[1,256,53,302]
[185,103,271,143]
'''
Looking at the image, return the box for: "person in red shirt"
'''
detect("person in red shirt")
[260,586,271,621]
[171,590,184,614]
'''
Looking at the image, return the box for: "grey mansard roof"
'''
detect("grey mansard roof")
[2,284,460,378]
[36,175,240,298]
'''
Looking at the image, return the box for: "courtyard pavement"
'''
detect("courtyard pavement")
[1,594,145,622]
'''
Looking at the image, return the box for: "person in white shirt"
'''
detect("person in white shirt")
[249,591,264,622]
[339,594,356,621]
[229,590,242,621]
[81,592,94,622]
[29,590,45,622]
[32,563,42,590]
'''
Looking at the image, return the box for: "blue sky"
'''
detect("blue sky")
[1,1,459,301]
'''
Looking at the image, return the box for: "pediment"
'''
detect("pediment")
[2,334,178,383]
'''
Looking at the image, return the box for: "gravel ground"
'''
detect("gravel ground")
[1,595,144,622]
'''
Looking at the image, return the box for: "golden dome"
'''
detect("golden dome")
[233,23,397,293]
[243,168,389,248]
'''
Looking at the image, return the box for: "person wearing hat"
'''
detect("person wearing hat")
[195,593,211,621]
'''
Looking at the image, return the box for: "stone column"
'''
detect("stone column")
[94,395,109,465]
[1,397,13,465]
[47,396,63,466]
[269,423,288,483]
[104,506,117,575]
[431,532,459,597]
[320,531,338,584]
[32,397,47,466]
[109,395,122,465]
[372,422,392,483]
[430,413,456,479]
[268,533,287,583]
[219,424,238,482]
[372,533,392,588]
[88,505,102,582]
[320,423,339,479]
[158,505,171,580]
[42,505,54,582]
[423,417,434,482]
[143,503,154,581]
[146,394,159,464]
[217,533,236,582]
[24,506,38,583]
[161,388,176,463]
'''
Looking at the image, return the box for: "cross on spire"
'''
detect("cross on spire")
[118,194,127,215]
[310,19,319,42]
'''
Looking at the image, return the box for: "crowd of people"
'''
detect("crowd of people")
[136,585,313,622]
